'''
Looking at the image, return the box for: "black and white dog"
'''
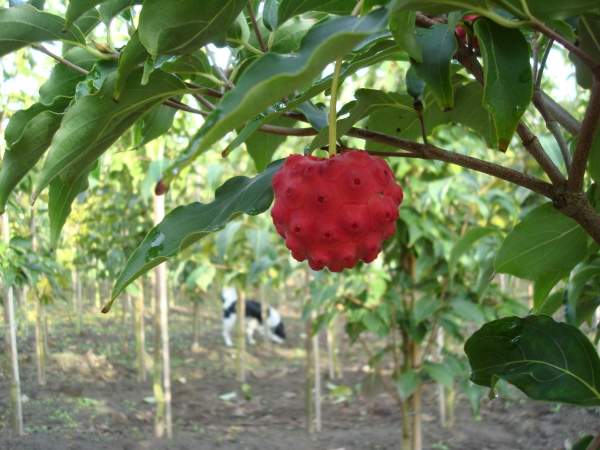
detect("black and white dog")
[221,287,286,347]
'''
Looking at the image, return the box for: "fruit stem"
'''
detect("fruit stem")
[329,57,344,157]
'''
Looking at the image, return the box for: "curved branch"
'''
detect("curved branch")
[568,80,600,192]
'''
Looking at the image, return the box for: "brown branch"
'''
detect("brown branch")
[516,122,567,185]
[347,128,556,199]
[205,48,235,90]
[258,124,317,136]
[568,79,600,192]
[531,94,572,172]
[192,93,216,110]
[531,20,599,74]
[32,45,89,75]
[541,92,581,136]
[246,3,267,53]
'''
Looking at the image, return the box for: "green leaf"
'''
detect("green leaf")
[309,88,415,152]
[99,0,140,25]
[247,255,277,286]
[113,31,149,101]
[397,369,420,399]
[410,24,457,111]
[216,221,243,261]
[390,0,487,15]
[413,295,439,324]
[494,203,589,280]
[276,0,356,26]
[169,9,388,183]
[34,69,190,197]
[161,50,212,77]
[572,435,595,450]
[569,14,600,90]
[389,10,421,63]
[0,97,71,213]
[449,226,501,281]
[138,0,247,60]
[505,0,600,21]
[538,290,565,316]
[465,315,600,406]
[39,47,98,104]
[451,81,498,149]
[246,117,295,172]
[567,260,600,312]
[134,103,178,149]
[109,160,284,305]
[423,361,453,387]
[48,163,95,250]
[474,18,533,151]
[296,101,328,130]
[405,67,425,98]
[64,0,108,30]
[0,5,87,57]
[533,269,569,313]
[263,0,280,31]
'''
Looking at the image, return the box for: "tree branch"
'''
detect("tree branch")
[347,128,555,199]
[246,3,267,53]
[531,20,600,75]
[516,121,567,185]
[32,45,89,75]
[541,92,581,136]
[568,79,600,192]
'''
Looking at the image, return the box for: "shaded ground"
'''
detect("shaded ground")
[1,300,598,450]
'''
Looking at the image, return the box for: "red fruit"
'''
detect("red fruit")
[271,150,404,272]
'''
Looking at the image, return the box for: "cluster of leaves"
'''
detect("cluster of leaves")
[2,0,600,420]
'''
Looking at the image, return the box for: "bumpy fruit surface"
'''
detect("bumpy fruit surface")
[271,150,403,272]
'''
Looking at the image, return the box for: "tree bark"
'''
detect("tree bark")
[3,213,23,436]
[76,269,83,335]
[135,280,146,382]
[191,301,200,352]
[313,311,322,432]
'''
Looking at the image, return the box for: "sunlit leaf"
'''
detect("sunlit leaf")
[277,0,355,26]
[0,97,71,213]
[34,69,191,196]
[109,160,284,305]
[494,203,588,280]
[167,9,388,184]
[0,5,87,57]
[48,162,96,250]
[138,0,247,60]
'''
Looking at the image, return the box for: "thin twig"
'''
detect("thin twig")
[163,99,207,116]
[531,20,599,74]
[205,47,235,90]
[246,3,267,53]
[532,95,572,172]
[531,33,539,85]
[535,39,554,89]
[541,92,581,136]
[568,79,600,192]
[192,93,216,110]
[516,121,567,184]
[32,45,89,75]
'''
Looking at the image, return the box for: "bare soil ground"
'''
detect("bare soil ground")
[1,300,598,450]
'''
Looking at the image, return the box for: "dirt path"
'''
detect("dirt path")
[1,304,597,449]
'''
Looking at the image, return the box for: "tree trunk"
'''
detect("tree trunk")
[121,293,130,352]
[305,312,314,434]
[76,270,83,335]
[327,315,342,380]
[134,280,147,382]
[411,341,422,450]
[3,213,23,436]
[259,283,269,351]
[236,289,246,382]
[42,305,49,357]
[313,312,322,432]
[95,279,101,311]
[191,301,200,352]
[153,277,165,438]
[35,296,46,385]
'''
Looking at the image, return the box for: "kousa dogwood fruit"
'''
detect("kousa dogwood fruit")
[271,150,403,272]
